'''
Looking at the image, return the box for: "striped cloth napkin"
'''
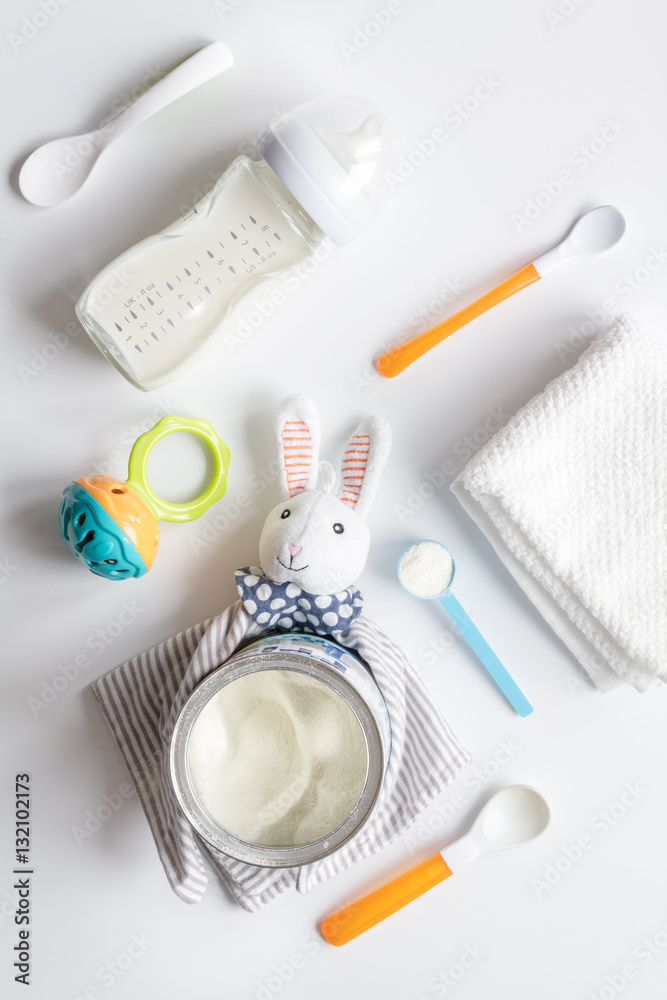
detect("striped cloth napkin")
[92,602,470,911]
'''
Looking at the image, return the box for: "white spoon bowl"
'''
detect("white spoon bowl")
[19,41,234,207]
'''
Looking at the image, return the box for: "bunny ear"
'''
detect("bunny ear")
[275,394,321,499]
[337,415,391,519]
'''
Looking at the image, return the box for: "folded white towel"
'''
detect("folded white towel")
[451,314,667,693]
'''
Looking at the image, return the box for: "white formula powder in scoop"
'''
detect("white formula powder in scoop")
[399,541,454,598]
[186,670,368,848]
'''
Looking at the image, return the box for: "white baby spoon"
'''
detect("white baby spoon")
[19,41,234,207]
[322,784,550,945]
[377,204,627,376]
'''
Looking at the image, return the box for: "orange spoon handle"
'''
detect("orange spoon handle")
[376,262,541,378]
[320,852,452,946]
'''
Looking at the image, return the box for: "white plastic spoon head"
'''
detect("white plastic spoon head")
[18,40,234,207]
[442,784,549,872]
[469,784,550,852]
[532,205,626,276]
[398,540,455,599]
[19,133,107,207]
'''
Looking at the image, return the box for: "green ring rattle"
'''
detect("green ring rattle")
[59,415,231,580]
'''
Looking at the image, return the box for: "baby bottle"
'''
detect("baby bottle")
[76,96,395,390]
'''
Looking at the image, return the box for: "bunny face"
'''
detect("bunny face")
[257,394,391,597]
[259,490,370,596]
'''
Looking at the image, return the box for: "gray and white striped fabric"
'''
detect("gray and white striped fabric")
[93,602,470,911]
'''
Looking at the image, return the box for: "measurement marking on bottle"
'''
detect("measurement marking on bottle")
[204,286,211,294]
[208,250,214,258]
[229,266,236,274]
[167,282,173,291]
[115,322,122,332]
[231,231,237,239]
[274,233,281,241]
[147,297,154,306]
[185,268,191,276]
[250,215,256,224]
[168,319,174,327]
[253,248,259,256]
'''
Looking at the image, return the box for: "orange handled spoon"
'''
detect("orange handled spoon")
[321,784,550,946]
[376,205,625,377]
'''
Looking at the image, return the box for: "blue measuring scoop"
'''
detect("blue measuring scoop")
[398,540,533,717]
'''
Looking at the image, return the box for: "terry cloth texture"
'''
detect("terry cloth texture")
[92,601,470,911]
[234,566,364,634]
[451,314,667,693]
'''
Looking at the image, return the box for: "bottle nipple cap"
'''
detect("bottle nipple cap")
[257,95,398,247]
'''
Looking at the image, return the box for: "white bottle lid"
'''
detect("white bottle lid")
[257,96,397,247]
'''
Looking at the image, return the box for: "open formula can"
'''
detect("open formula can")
[170,632,391,868]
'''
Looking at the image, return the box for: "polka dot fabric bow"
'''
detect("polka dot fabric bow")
[235,567,364,635]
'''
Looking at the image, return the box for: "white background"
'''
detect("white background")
[2,1,667,998]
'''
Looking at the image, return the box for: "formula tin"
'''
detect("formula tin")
[170,632,391,868]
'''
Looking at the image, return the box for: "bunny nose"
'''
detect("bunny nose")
[288,544,302,558]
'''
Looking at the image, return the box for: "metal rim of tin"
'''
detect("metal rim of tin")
[169,638,389,868]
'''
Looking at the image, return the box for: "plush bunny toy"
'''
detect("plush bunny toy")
[234,394,391,635]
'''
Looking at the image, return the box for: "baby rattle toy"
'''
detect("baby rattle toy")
[59,415,230,579]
